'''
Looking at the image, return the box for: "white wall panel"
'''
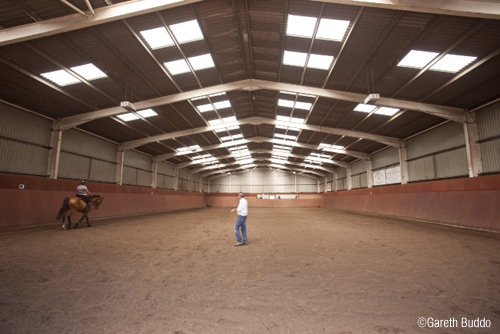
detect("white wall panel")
[0,138,48,176]
[90,159,115,183]
[0,102,51,145]
[481,139,500,174]
[407,122,465,159]
[435,148,468,179]
[62,129,116,160]
[351,160,366,174]
[372,147,399,169]
[58,152,90,180]
[124,150,152,171]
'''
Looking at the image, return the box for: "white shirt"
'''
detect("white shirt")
[77,185,88,196]
[236,198,248,216]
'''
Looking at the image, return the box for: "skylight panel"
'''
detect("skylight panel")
[275,134,297,140]
[138,109,157,118]
[214,100,231,109]
[430,54,477,73]
[221,116,236,123]
[290,117,305,124]
[397,50,439,69]
[140,27,174,49]
[241,164,256,169]
[41,70,81,86]
[238,159,254,165]
[117,113,139,122]
[278,99,295,108]
[271,158,286,164]
[277,115,290,122]
[188,145,201,151]
[197,104,214,112]
[71,63,107,81]
[231,134,243,140]
[294,101,312,110]
[375,107,399,116]
[354,103,377,113]
[286,15,317,38]
[283,51,307,67]
[320,143,344,151]
[316,18,350,42]
[307,54,334,70]
[169,20,204,44]
[164,59,190,75]
[188,54,215,71]
[208,119,222,126]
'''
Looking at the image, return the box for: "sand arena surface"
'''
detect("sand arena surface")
[1,207,499,333]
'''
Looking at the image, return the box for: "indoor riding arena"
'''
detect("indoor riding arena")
[1,1,500,333]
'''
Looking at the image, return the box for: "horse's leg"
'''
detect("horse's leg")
[86,214,91,227]
[61,213,67,230]
[74,213,85,229]
[67,214,72,230]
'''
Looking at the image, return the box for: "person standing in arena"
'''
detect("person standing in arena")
[231,192,248,246]
[76,180,92,212]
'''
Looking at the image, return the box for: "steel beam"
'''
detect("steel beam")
[120,117,400,151]
[311,0,500,20]
[0,0,202,46]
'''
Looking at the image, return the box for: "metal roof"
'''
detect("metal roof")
[1,0,499,178]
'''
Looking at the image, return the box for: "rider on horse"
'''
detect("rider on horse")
[76,180,92,212]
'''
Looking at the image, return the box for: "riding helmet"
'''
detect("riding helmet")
[81,180,86,185]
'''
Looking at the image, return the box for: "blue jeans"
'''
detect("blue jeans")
[235,215,248,244]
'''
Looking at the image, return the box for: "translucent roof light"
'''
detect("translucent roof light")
[116,109,157,122]
[316,18,350,42]
[278,99,295,108]
[283,51,307,67]
[188,53,215,71]
[169,20,204,44]
[41,70,81,86]
[307,54,333,70]
[375,107,399,116]
[286,15,317,38]
[275,133,297,140]
[138,109,157,118]
[430,54,477,73]
[354,103,377,113]
[319,143,344,151]
[117,113,139,122]
[398,50,439,69]
[71,64,107,81]
[164,59,190,75]
[294,101,312,110]
[214,100,231,109]
[140,27,174,49]
[197,104,214,112]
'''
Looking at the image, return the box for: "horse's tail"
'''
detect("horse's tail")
[56,198,70,220]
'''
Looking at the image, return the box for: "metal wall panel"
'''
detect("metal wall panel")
[372,147,399,169]
[178,169,190,181]
[0,138,48,175]
[351,174,361,189]
[90,159,115,183]
[58,152,90,180]
[62,129,117,161]
[298,184,317,193]
[480,139,500,174]
[351,160,366,175]
[407,122,465,159]
[336,178,346,190]
[124,150,152,171]
[336,168,346,179]
[122,166,137,186]
[360,172,367,188]
[409,156,435,181]
[157,174,174,189]
[137,170,151,187]
[435,148,468,179]
[476,101,500,140]
[158,161,174,176]
[0,102,51,145]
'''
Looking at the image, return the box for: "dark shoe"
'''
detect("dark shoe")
[234,242,244,246]
[243,242,248,245]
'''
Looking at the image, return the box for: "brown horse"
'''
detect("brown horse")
[56,195,104,230]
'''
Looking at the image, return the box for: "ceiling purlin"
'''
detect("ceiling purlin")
[7,0,42,22]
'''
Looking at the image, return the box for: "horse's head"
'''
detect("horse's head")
[92,195,104,209]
